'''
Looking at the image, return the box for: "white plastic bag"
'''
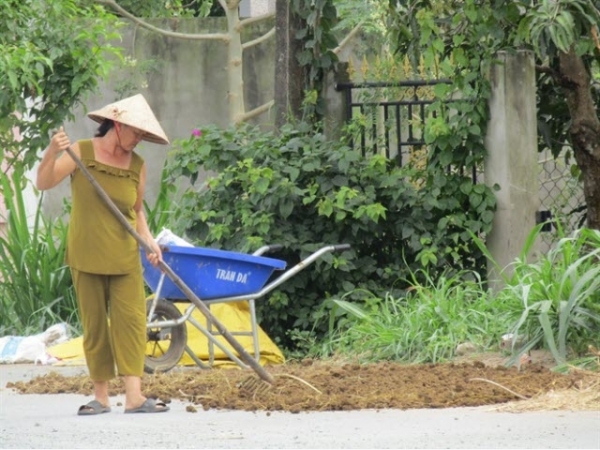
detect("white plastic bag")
[155,228,194,247]
[40,323,69,347]
[0,323,69,365]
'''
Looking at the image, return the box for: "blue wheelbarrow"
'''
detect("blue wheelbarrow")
[141,243,350,375]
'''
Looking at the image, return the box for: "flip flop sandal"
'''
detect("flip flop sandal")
[77,400,111,416]
[124,398,170,414]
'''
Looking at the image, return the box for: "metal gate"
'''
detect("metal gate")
[335,79,478,183]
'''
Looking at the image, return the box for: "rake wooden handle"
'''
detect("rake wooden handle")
[64,146,274,384]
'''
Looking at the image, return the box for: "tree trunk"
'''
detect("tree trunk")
[559,49,600,229]
[274,0,306,128]
[224,1,246,124]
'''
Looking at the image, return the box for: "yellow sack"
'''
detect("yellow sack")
[48,300,285,368]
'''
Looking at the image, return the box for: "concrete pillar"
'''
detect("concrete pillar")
[324,62,350,140]
[484,50,539,288]
[273,0,305,127]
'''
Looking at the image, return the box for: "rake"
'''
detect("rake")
[64,146,275,388]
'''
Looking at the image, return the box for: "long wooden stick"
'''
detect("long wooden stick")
[64,146,274,384]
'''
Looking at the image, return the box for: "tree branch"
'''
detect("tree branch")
[242,27,275,50]
[235,100,275,124]
[535,64,561,83]
[334,20,364,55]
[96,0,230,41]
[226,0,241,10]
[239,12,276,30]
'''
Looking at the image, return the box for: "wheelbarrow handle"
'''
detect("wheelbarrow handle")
[252,244,283,256]
[266,244,284,252]
[332,244,351,252]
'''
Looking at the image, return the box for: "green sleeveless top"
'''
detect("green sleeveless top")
[65,139,144,274]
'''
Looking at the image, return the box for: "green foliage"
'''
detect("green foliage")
[115,0,224,18]
[333,0,387,35]
[0,0,121,336]
[312,270,511,363]
[143,165,182,235]
[164,121,496,350]
[519,0,600,173]
[310,223,599,368]
[471,224,600,365]
[291,0,340,119]
[379,2,502,253]
[517,0,600,58]
[0,0,123,171]
[0,169,77,336]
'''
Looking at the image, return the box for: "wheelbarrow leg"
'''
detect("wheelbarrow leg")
[248,298,260,362]
[183,344,211,369]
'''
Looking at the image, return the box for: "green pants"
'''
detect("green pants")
[71,268,146,380]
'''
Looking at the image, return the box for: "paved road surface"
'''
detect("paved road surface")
[1,364,598,449]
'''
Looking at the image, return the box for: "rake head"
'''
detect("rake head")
[237,375,272,397]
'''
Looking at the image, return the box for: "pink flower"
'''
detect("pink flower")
[192,128,202,137]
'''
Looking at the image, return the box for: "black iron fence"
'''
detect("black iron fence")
[335,79,479,182]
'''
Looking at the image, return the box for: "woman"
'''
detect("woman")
[36,94,170,415]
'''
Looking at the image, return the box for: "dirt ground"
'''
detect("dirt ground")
[6,351,599,413]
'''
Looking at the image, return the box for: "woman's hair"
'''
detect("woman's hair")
[95,119,115,137]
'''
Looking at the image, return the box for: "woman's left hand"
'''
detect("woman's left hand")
[145,241,163,268]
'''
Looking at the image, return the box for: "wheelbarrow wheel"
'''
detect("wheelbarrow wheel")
[144,298,187,374]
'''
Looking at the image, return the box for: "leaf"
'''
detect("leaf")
[285,166,300,182]
[465,6,478,22]
[254,177,270,195]
[469,193,482,208]
[331,299,370,321]
[318,199,333,217]
[459,180,472,195]
[279,200,294,220]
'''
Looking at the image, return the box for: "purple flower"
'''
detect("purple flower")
[192,128,202,137]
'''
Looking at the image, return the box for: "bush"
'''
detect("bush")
[165,122,496,351]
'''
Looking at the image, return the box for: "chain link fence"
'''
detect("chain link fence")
[537,149,585,254]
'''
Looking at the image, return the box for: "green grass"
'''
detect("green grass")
[0,167,77,336]
[489,225,600,365]
[310,270,514,364]
[311,224,600,369]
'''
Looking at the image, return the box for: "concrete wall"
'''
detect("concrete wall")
[240,0,276,17]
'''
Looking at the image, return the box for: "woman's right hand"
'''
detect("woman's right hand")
[48,126,71,156]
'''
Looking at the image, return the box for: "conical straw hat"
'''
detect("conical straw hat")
[87,94,169,145]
